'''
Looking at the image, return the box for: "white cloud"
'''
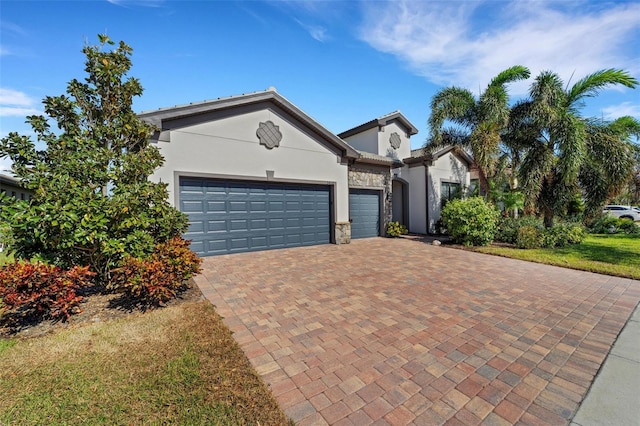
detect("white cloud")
[0,88,41,117]
[106,0,165,8]
[295,19,329,42]
[0,106,41,117]
[602,102,640,120]
[0,156,13,174]
[359,1,640,95]
[0,88,34,106]
[0,21,26,36]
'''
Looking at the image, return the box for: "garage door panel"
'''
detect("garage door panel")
[207,220,227,232]
[180,178,330,256]
[269,201,284,212]
[249,201,267,211]
[286,218,300,227]
[186,219,205,234]
[189,239,205,254]
[182,200,204,213]
[250,218,267,230]
[230,219,249,230]
[230,238,250,251]
[228,201,248,211]
[203,186,226,196]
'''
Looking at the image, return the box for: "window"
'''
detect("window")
[469,179,479,196]
[441,182,461,206]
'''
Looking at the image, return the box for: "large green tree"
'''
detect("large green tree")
[580,116,640,214]
[513,69,638,226]
[0,35,187,284]
[426,65,531,195]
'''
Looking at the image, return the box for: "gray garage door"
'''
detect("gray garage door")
[349,189,380,239]
[180,178,331,256]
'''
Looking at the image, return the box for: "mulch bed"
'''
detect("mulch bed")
[0,282,205,339]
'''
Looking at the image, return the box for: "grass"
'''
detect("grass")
[0,301,292,425]
[474,233,640,279]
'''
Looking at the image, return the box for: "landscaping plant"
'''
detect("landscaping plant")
[495,215,543,244]
[0,34,188,285]
[386,221,408,237]
[588,214,640,235]
[496,216,585,248]
[440,197,500,246]
[111,237,202,306]
[0,261,94,321]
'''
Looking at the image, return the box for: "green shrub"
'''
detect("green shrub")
[541,223,586,248]
[589,214,639,234]
[0,261,94,321]
[386,221,408,237]
[440,197,500,246]
[617,220,640,234]
[497,216,585,248]
[110,237,202,306]
[516,226,542,249]
[495,215,543,244]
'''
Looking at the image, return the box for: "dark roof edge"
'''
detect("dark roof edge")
[138,89,360,159]
[338,111,419,139]
[354,150,403,167]
[404,145,474,166]
[0,173,21,185]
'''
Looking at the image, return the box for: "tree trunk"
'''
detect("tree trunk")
[543,208,554,228]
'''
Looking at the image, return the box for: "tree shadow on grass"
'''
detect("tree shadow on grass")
[559,235,640,266]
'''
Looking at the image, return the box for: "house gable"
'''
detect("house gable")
[139,88,359,160]
[338,111,418,161]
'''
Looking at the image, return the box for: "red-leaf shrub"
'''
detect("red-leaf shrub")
[110,237,202,305]
[0,261,95,321]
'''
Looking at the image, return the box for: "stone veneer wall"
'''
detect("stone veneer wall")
[335,222,351,244]
[348,163,393,235]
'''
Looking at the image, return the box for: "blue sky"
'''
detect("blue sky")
[1,0,639,172]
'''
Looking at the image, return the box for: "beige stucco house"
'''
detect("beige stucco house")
[140,88,472,256]
[0,173,32,201]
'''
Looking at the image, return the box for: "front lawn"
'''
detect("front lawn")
[474,234,640,279]
[0,300,291,425]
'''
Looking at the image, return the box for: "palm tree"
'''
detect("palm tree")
[426,65,531,195]
[514,69,638,227]
[580,116,640,215]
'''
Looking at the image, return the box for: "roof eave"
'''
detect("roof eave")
[138,90,359,159]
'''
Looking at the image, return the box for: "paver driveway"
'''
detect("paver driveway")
[194,238,640,425]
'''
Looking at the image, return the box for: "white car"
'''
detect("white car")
[603,205,640,221]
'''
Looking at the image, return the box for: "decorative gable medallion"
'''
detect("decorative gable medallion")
[256,120,282,149]
[389,132,402,150]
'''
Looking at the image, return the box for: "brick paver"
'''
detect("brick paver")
[194,237,640,425]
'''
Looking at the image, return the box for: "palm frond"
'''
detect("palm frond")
[489,65,531,88]
[580,123,635,213]
[428,87,475,141]
[567,69,638,105]
[423,128,469,153]
[555,113,586,181]
[478,85,510,125]
[519,142,554,209]
[607,116,640,141]
[529,71,564,106]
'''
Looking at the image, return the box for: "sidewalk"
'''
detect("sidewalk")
[571,303,640,426]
